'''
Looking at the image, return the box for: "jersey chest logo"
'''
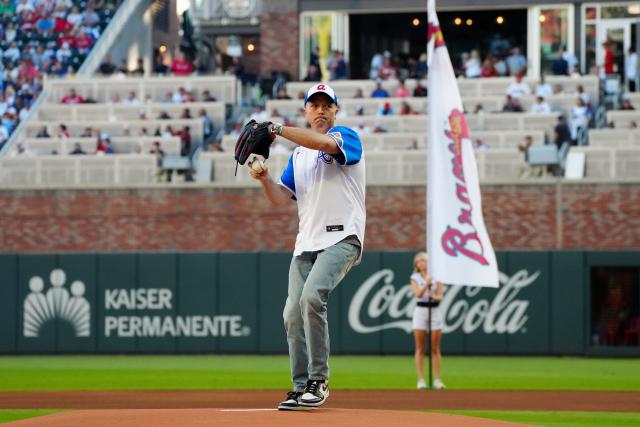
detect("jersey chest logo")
[317,151,333,164]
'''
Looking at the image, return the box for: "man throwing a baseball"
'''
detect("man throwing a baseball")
[249,83,365,410]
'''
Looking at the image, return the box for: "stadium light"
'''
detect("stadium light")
[454,17,462,25]
[496,16,504,24]
[539,15,546,23]
[412,18,420,26]
[466,18,473,26]
[247,43,255,52]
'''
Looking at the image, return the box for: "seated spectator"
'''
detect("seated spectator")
[621,99,635,110]
[250,105,268,122]
[172,87,192,103]
[473,138,490,150]
[181,108,192,119]
[57,124,71,138]
[138,110,147,120]
[506,74,531,99]
[576,84,590,107]
[394,79,410,98]
[180,126,191,156]
[66,5,82,28]
[551,50,569,75]
[4,41,21,63]
[96,133,113,154]
[535,76,553,97]
[354,119,370,135]
[353,88,364,98]
[133,143,143,155]
[36,126,50,138]
[378,57,397,80]
[553,116,572,148]
[157,109,172,120]
[99,54,117,75]
[61,89,84,104]
[378,102,394,116]
[531,96,551,113]
[201,90,217,102]
[399,102,417,115]
[518,135,542,178]
[131,58,145,76]
[506,47,527,76]
[413,83,427,97]
[473,104,484,114]
[570,98,590,141]
[70,142,86,155]
[118,59,130,76]
[80,127,94,137]
[276,88,292,100]
[494,56,507,76]
[327,50,347,80]
[480,58,498,77]
[464,50,481,78]
[122,91,140,105]
[553,84,564,95]
[502,95,523,112]
[303,64,321,82]
[199,108,214,146]
[371,81,389,98]
[12,143,34,157]
[139,127,149,136]
[630,121,638,129]
[171,51,193,76]
[355,105,365,116]
[372,120,387,133]
[150,141,165,166]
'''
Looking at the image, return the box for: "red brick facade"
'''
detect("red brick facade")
[1,183,639,253]
[260,11,300,80]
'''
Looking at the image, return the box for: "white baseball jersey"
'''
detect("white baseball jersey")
[278,125,366,263]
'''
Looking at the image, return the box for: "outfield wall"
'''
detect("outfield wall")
[2,250,638,356]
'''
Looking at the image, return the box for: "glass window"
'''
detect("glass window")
[585,24,597,74]
[591,267,640,347]
[539,8,569,75]
[301,14,333,81]
[585,7,597,20]
[602,5,640,19]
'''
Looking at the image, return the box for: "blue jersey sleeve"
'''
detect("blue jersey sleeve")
[327,126,362,165]
[278,152,296,196]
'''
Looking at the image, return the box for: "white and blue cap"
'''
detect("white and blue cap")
[304,83,339,107]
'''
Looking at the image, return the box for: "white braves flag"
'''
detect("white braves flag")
[426,0,498,287]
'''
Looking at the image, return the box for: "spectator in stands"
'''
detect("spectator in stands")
[36,126,50,138]
[480,58,498,78]
[327,50,347,80]
[138,109,148,120]
[80,127,94,137]
[352,88,364,99]
[354,119,370,135]
[518,135,541,178]
[131,58,145,76]
[171,50,193,76]
[372,120,387,133]
[70,142,86,155]
[201,90,217,102]
[620,98,635,111]
[355,105,365,116]
[199,108,214,146]
[57,124,71,138]
[413,83,427,97]
[180,108,192,119]
[371,81,389,98]
[535,75,553,98]
[228,121,244,138]
[554,115,572,148]
[12,142,34,157]
[494,55,507,76]
[506,73,531,99]
[464,50,481,78]
[161,125,175,138]
[66,5,82,28]
[303,64,321,82]
[82,5,100,28]
[179,126,191,156]
[150,141,165,167]
[4,41,21,63]
[570,98,590,142]
[157,109,171,120]
[394,79,410,98]
[553,84,564,95]
[250,105,268,122]
[473,138,490,150]
[603,42,615,74]
[399,102,417,116]
[276,88,292,100]
[378,102,394,116]
[172,87,193,103]
[490,33,510,58]
[378,56,397,80]
[123,91,140,105]
[61,88,84,104]
[96,134,113,154]
[576,84,590,107]
[506,47,527,76]
[98,54,117,75]
[502,95,523,112]
[153,51,170,74]
[369,52,384,80]
[473,104,484,115]
[0,124,8,147]
[626,47,638,92]
[309,46,320,68]
[552,49,569,76]
[531,96,551,113]
[139,127,149,136]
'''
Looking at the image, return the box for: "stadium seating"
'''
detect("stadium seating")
[569,146,640,179]
[18,136,181,156]
[588,129,640,147]
[606,111,640,129]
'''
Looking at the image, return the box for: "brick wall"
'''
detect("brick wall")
[1,183,639,253]
[260,6,299,80]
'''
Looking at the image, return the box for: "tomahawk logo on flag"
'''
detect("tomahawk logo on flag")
[426,0,499,287]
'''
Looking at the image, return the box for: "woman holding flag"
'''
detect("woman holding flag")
[410,252,445,390]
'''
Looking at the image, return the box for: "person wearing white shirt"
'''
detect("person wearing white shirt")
[66,6,83,27]
[562,47,578,74]
[3,42,20,63]
[570,98,589,141]
[625,47,638,92]
[506,74,531,99]
[464,50,481,78]
[531,96,551,113]
[535,76,553,98]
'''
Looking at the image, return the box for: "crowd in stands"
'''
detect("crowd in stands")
[0,0,122,151]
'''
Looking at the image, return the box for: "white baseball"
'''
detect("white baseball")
[250,156,265,173]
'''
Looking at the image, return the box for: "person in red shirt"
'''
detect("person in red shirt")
[75,30,93,53]
[603,42,615,74]
[18,57,39,81]
[171,51,193,76]
[60,88,84,104]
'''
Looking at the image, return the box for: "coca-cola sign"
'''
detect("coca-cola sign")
[348,269,539,335]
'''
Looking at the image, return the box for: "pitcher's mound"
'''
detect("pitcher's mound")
[9,408,528,426]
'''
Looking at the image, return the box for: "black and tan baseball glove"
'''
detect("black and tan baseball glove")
[234,120,274,174]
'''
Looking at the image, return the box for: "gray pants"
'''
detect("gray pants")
[283,240,359,392]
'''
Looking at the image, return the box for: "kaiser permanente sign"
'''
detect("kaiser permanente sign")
[0,251,599,355]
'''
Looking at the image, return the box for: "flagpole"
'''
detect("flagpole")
[428,305,433,390]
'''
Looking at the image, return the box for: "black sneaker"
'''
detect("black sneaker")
[299,379,329,407]
[277,391,311,411]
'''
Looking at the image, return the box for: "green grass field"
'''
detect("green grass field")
[0,355,639,426]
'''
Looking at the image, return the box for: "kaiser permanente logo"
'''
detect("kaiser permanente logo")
[348,269,539,335]
[24,269,90,338]
[23,269,250,339]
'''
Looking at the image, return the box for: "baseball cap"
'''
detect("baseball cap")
[304,83,339,107]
